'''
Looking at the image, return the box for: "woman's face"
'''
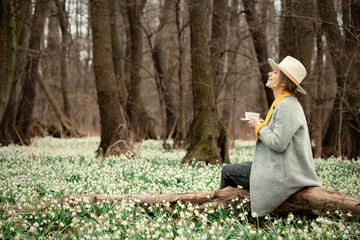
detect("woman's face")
[266,68,282,89]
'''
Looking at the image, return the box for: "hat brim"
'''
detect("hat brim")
[268,58,307,94]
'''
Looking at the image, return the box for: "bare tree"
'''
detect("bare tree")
[0,0,31,145]
[279,0,317,137]
[45,0,62,129]
[313,26,324,158]
[220,0,239,142]
[174,0,189,146]
[153,0,178,142]
[210,0,228,100]
[318,0,360,159]
[243,0,273,108]
[125,0,148,141]
[0,0,16,123]
[108,0,128,106]
[182,0,229,165]
[16,0,48,144]
[57,0,72,119]
[89,0,132,156]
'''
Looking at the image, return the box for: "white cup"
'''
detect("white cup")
[245,112,260,119]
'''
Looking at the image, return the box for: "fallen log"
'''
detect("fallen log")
[57,187,360,218]
[5,187,359,219]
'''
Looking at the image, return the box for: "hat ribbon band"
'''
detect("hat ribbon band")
[280,66,300,85]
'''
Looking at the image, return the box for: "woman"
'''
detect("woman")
[220,56,322,217]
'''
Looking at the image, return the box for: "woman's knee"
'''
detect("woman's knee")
[221,164,233,175]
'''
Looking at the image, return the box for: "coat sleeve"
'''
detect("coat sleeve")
[258,101,302,153]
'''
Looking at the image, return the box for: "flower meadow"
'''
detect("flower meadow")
[0,137,359,240]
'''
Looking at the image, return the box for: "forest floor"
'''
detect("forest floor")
[0,137,359,239]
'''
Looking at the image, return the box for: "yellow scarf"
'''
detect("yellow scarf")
[255,90,294,138]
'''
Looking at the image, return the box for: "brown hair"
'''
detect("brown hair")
[279,71,297,94]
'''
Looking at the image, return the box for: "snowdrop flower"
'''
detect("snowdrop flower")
[29,226,36,233]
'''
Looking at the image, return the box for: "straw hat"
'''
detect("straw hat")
[268,56,307,94]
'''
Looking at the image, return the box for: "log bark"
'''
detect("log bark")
[55,187,360,218]
[5,187,360,219]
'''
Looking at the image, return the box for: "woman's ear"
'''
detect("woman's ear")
[281,81,286,86]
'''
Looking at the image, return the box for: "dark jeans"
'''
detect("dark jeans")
[220,161,252,190]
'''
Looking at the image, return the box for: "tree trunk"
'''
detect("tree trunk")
[210,0,228,100]
[173,0,187,147]
[319,0,360,159]
[279,0,316,136]
[54,187,360,218]
[125,0,147,141]
[0,0,31,145]
[16,0,48,145]
[90,0,132,156]
[45,0,62,130]
[119,0,132,93]
[57,0,72,119]
[108,0,128,107]
[221,0,238,135]
[182,0,229,165]
[279,0,301,60]
[243,0,273,109]
[313,26,324,158]
[154,0,178,140]
[0,0,9,123]
[0,0,16,123]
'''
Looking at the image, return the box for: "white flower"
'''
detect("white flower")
[189,222,195,229]
[29,226,36,233]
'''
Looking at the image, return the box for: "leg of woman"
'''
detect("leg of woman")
[219,161,252,190]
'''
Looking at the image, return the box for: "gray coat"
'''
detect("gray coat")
[250,96,322,217]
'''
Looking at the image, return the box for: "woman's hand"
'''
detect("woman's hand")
[246,118,264,129]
